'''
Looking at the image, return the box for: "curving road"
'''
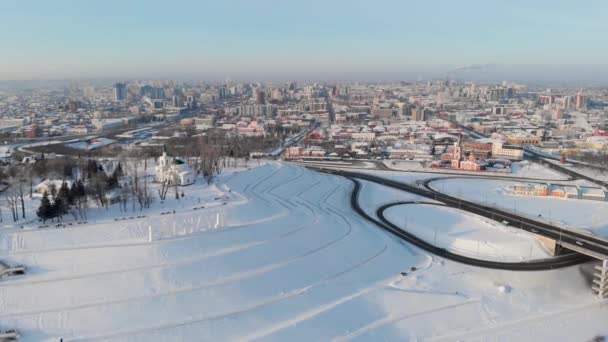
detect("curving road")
[531,156,608,188]
[310,166,596,270]
[348,177,587,270]
[314,167,608,259]
[418,176,608,259]
[375,201,588,270]
[293,159,578,182]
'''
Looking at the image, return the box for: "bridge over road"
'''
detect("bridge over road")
[309,166,608,298]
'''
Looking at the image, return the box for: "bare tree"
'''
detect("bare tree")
[4,188,20,222]
[143,182,153,209]
[143,159,150,208]
[119,183,131,212]
[136,186,149,211]
[158,180,170,201]
[89,174,109,208]
[73,181,88,221]
[17,179,26,219]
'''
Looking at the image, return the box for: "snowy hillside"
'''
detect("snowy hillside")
[0,162,606,341]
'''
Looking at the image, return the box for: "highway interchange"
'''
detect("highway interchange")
[305,158,608,270]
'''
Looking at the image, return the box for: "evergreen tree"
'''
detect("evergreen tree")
[49,181,72,220]
[75,179,87,198]
[86,160,98,179]
[107,172,118,189]
[68,182,78,205]
[49,183,57,200]
[57,181,70,202]
[115,162,124,178]
[52,197,68,220]
[63,161,73,179]
[37,191,52,223]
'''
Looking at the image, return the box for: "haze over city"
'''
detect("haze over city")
[2,0,608,83]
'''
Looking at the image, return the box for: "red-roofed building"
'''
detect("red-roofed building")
[593,129,608,137]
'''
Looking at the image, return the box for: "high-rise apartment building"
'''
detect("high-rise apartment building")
[575,93,588,110]
[113,82,127,101]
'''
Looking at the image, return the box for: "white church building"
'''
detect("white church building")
[155,149,195,186]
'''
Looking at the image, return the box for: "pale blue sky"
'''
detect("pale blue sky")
[1,0,607,81]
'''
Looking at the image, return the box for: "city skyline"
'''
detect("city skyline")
[1,0,608,83]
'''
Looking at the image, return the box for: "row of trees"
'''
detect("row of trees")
[35,160,127,222]
[37,180,87,222]
[165,131,277,184]
[35,158,159,222]
[7,132,266,223]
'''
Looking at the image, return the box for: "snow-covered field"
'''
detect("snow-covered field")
[429,177,608,237]
[383,160,428,171]
[0,162,606,341]
[545,158,608,182]
[357,179,549,261]
[384,159,569,180]
[510,160,570,180]
[293,160,377,169]
[383,203,550,261]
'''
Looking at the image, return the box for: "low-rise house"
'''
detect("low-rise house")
[513,183,548,196]
[580,187,606,201]
[34,179,72,194]
[492,142,524,160]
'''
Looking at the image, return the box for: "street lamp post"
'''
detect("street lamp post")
[458,189,462,209]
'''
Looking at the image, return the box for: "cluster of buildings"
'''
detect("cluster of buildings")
[2,79,608,166]
[271,80,608,171]
[0,81,196,139]
[510,183,607,201]
[445,135,486,171]
[432,134,512,171]
[282,116,520,170]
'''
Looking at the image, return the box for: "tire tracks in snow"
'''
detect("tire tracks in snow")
[0,214,354,319]
[331,299,481,342]
[0,168,352,318]
[58,168,386,341]
[236,176,396,342]
[425,297,608,342]
[0,166,328,312]
[1,165,296,258]
[65,243,388,342]
[0,165,312,293]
